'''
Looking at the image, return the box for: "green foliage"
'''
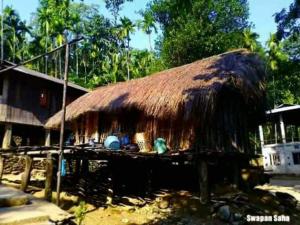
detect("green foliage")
[264,0,300,107]
[0,0,162,89]
[147,0,250,67]
[74,201,88,225]
[1,0,299,111]
[137,10,157,50]
[104,0,133,24]
[265,33,300,107]
[1,6,31,63]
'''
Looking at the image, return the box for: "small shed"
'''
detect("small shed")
[46,49,266,154]
[0,61,88,148]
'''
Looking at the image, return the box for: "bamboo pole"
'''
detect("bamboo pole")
[0,37,83,74]
[56,42,69,206]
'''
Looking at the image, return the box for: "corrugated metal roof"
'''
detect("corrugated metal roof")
[266,104,300,114]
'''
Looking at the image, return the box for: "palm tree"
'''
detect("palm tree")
[36,6,51,73]
[2,7,30,62]
[243,28,259,52]
[119,17,135,80]
[137,11,157,51]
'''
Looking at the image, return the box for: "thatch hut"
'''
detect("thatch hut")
[45,49,266,154]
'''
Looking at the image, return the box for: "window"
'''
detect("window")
[269,153,281,166]
[40,89,50,108]
[292,152,300,165]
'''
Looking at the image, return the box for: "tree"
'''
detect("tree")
[264,0,300,106]
[1,6,31,62]
[137,10,157,51]
[265,33,300,106]
[147,0,250,67]
[1,1,163,89]
[275,0,300,61]
[242,29,259,52]
[104,0,133,24]
[119,17,135,80]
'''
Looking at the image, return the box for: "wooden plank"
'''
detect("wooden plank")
[44,154,54,202]
[20,155,33,192]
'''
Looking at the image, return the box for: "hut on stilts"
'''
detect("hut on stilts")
[45,49,266,202]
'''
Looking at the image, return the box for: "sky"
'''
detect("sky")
[3,0,295,49]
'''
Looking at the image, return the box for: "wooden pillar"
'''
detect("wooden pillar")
[146,167,153,196]
[197,159,210,204]
[44,153,54,202]
[81,159,89,175]
[2,123,12,149]
[106,160,114,205]
[74,159,81,181]
[20,156,33,191]
[45,129,51,147]
[233,162,240,189]
[0,156,4,184]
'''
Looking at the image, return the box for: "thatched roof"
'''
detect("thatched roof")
[45,49,266,129]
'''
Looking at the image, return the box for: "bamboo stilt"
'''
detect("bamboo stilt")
[197,159,209,204]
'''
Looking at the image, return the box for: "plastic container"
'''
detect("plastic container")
[104,136,120,150]
[154,138,167,154]
[120,135,130,146]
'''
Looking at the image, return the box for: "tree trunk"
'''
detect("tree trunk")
[126,37,130,80]
[148,33,152,51]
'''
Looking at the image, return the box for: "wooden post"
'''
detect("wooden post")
[20,156,33,191]
[81,159,89,175]
[44,153,54,202]
[146,167,153,196]
[106,160,114,205]
[0,156,4,184]
[2,123,12,149]
[74,159,81,181]
[233,162,240,189]
[45,129,51,147]
[197,159,209,204]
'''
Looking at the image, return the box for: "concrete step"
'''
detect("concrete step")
[0,185,71,224]
[25,222,55,225]
[0,205,49,225]
[0,185,30,207]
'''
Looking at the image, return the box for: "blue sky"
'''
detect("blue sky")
[4,0,294,49]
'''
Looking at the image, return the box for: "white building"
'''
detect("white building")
[259,104,300,174]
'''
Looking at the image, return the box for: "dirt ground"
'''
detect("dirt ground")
[30,186,300,225]
[3,174,300,225]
